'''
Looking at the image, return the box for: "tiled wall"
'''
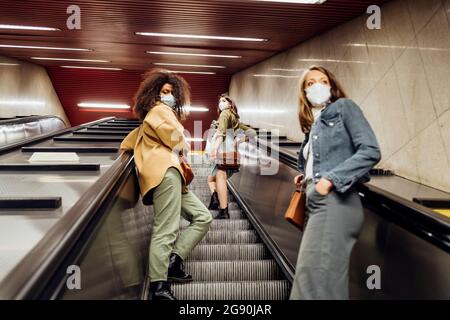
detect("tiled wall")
[229,0,450,192]
[0,56,70,125]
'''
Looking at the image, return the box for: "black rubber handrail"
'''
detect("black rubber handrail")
[22,147,119,153]
[93,125,137,130]
[53,136,125,142]
[85,127,131,132]
[413,198,450,208]
[276,141,302,146]
[0,164,100,171]
[0,197,62,209]
[0,152,134,299]
[98,123,139,127]
[73,130,128,136]
[254,137,450,252]
[110,121,141,125]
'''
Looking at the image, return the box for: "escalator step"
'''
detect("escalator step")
[184,260,282,281]
[186,244,269,261]
[200,230,259,244]
[180,219,251,231]
[176,209,243,220]
[191,188,231,195]
[207,202,239,211]
[195,192,235,200]
[174,158,290,301]
[206,209,245,219]
[172,280,291,300]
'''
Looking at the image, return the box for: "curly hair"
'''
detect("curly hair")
[133,68,191,121]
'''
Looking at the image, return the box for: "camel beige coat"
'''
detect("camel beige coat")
[120,102,190,204]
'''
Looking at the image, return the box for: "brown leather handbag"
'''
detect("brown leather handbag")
[216,150,241,170]
[284,185,307,231]
[179,156,194,185]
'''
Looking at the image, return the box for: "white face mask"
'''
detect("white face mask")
[219,100,230,111]
[160,94,176,108]
[305,83,331,107]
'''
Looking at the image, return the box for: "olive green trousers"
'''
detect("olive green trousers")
[149,167,212,282]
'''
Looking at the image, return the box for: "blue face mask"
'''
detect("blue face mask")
[160,94,176,108]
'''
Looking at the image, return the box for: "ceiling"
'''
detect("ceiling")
[0,0,391,75]
[47,66,231,130]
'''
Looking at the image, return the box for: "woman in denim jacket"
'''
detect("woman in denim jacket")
[290,66,381,300]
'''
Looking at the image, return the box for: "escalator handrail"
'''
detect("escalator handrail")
[0,117,115,155]
[251,137,450,251]
[0,152,135,299]
[227,180,295,283]
[0,115,66,126]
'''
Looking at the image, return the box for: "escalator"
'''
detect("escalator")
[2,117,448,300]
[0,117,142,299]
[172,160,290,300]
[0,118,291,300]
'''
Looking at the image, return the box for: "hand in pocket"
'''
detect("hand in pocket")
[314,178,333,196]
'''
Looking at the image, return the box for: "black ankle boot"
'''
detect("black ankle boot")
[215,207,230,219]
[168,253,193,283]
[208,191,219,210]
[148,281,176,300]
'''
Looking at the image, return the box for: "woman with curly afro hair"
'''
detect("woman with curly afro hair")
[120,69,212,300]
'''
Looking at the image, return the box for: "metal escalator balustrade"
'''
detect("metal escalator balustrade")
[1,120,292,300]
[0,115,66,147]
[0,117,141,299]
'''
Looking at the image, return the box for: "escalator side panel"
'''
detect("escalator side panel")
[58,170,153,300]
[230,144,450,299]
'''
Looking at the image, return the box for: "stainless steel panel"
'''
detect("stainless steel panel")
[59,172,150,300]
[369,176,450,202]
[350,208,450,299]
[0,117,122,287]
[23,122,41,138]
[0,117,66,147]
[4,125,25,144]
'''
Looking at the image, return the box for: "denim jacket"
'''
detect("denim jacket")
[297,98,381,193]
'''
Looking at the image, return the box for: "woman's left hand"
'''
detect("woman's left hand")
[210,149,217,161]
[315,178,333,196]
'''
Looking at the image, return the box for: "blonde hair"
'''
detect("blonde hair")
[298,65,347,133]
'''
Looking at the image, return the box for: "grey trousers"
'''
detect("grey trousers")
[290,180,364,300]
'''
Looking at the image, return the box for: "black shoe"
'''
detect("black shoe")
[168,253,193,283]
[215,207,230,219]
[208,191,219,210]
[148,281,176,300]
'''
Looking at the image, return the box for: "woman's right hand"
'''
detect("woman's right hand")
[293,174,304,188]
